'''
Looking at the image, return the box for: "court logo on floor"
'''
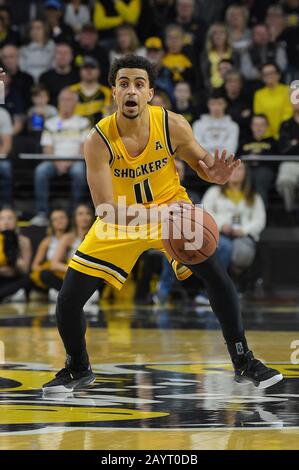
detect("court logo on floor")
[0,361,299,434]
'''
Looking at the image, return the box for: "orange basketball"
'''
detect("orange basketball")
[162,203,219,265]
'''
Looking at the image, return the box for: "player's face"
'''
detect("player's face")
[113,68,154,120]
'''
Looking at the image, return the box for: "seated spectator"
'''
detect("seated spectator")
[162,24,195,89]
[145,37,174,104]
[253,62,293,140]
[282,0,299,27]
[31,88,90,226]
[43,0,74,44]
[151,91,172,109]
[239,114,277,207]
[202,162,266,276]
[137,0,175,42]
[0,208,32,303]
[27,84,57,135]
[19,19,55,82]
[172,81,197,125]
[201,22,234,89]
[240,24,288,82]
[0,108,13,207]
[30,209,70,299]
[70,57,112,126]
[44,204,95,295]
[173,0,207,55]
[64,0,91,34]
[0,44,34,111]
[276,101,299,216]
[218,58,234,84]
[192,90,239,156]
[39,43,79,107]
[93,0,141,45]
[0,6,20,48]
[223,69,252,140]
[265,4,299,79]
[73,24,109,84]
[2,73,25,135]
[225,3,252,53]
[109,24,145,64]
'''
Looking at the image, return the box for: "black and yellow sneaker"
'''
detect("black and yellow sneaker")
[234,351,283,389]
[42,367,96,393]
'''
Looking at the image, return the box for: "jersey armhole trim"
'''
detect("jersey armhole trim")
[162,107,175,156]
[94,124,115,166]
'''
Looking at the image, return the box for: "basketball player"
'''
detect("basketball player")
[43,56,282,392]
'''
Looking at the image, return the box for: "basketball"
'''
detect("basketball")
[162,203,219,265]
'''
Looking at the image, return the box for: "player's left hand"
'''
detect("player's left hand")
[197,149,241,185]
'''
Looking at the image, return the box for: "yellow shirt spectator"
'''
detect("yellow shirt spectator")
[254,83,293,140]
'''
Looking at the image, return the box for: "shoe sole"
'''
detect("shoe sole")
[42,375,96,394]
[235,373,283,389]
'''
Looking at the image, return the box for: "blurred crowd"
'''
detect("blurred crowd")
[0,0,299,304]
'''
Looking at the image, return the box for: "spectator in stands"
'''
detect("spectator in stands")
[162,24,195,89]
[43,0,74,44]
[2,73,25,135]
[64,0,91,34]
[0,45,34,111]
[276,101,299,216]
[192,90,239,156]
[282,0,299,27]
[218,58,234,84]
[145,37,174,104]
[109,24,145,63]
[137,0,175,42]
[0,208,32,303]
[31,88,89,226]
[27,84,57,135]
[44,204,94,296]
[265,4,299,79]
[173,81,197,125]
[73,24,109,84]
[0,108,13,207]
[30,208,70,300]
[239,114,277,207]
[225,4,252,53]
[151,91,172,109]
[202,162,266,276]
[70,57,111,126]
[0,6,20,48]
[253,62,293,140]
[201,23,234,89]
[20,19,55,82]
[39,42,79,107]
[223,69,252,141]
[240,24,288,82]
[93,0,141,45]
[173,0,207,54]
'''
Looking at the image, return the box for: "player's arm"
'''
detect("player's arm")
[168,111,241,185]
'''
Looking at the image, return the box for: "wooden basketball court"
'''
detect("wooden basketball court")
[0,300,299,450]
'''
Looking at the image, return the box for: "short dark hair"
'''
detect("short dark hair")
[260,62,281,75]
[208,89,226,101]
[252,113,269,124]
[108,55,157,88]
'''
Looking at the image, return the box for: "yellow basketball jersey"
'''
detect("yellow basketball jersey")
[94,105,188,206]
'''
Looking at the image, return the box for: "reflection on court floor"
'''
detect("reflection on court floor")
[0,302,299,449]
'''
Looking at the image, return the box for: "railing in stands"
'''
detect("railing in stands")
[17,153,299,162]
